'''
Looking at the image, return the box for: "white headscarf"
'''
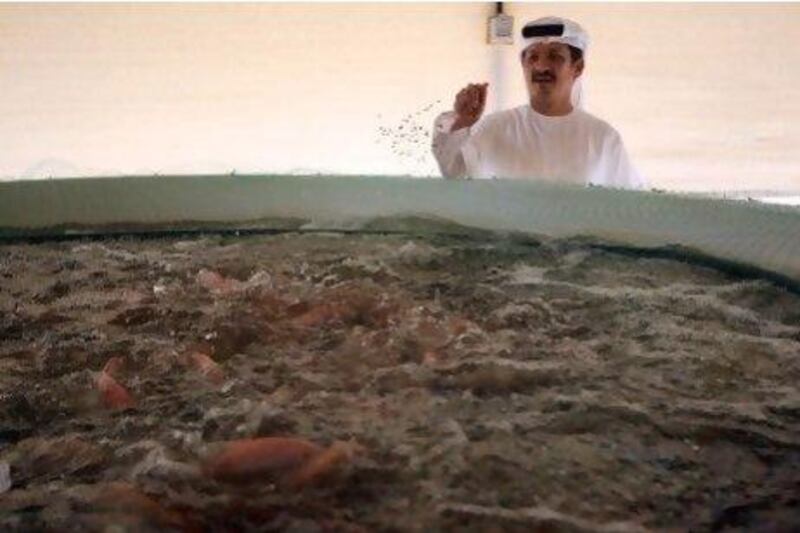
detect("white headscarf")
[519,16,590,109]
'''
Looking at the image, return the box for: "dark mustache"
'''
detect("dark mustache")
[531,72,555,81]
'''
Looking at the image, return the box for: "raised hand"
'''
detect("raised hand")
[451,82,489,131]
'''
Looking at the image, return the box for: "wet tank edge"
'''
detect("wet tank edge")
[2,218,799,296]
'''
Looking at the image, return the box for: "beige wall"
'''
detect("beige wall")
[1,3,798,192]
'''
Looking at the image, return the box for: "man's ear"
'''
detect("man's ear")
[573,58,585,79]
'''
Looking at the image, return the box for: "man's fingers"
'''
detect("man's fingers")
[471,85,487,113]
[467,85,485,106]
[454,82,489,120]
[473,84,488,107]
[461,83,488,97]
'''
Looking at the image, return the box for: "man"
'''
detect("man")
[432,16,647,189]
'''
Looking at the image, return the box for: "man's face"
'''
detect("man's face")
[521,42,584,106]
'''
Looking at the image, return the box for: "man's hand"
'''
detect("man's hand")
[451,82,488,132]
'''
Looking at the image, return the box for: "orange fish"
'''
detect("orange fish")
[93,482,189,531]
[203,437,322,485]
[96,361,135,410]
[102,356,125,376]
[447,316,472,337]
[196,269,243,296]
[188,351,225,385]
[203,437,364,489]
[294,302,349,328]
[284,440,365,489]
[422,350,442,366]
